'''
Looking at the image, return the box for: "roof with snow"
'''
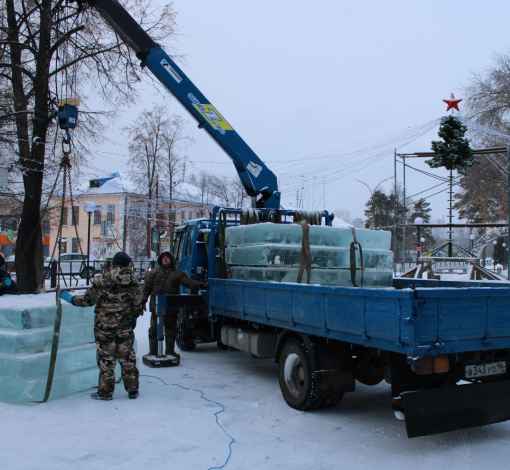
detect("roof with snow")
[68,172,220,205]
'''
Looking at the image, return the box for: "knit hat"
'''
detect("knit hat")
[112,252,131,267]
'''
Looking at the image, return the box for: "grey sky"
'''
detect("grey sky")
[86,0,509,221]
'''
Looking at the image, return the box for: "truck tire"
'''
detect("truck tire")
[176,309,196,351]
[44,268,51,280]
[278,338,322,411]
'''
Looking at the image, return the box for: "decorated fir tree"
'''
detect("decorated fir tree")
[426,116,478,175]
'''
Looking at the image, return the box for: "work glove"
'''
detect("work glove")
[200,282,208,290]
[2,278,11,287]
[59,290,74,305]
[131,317,137,330]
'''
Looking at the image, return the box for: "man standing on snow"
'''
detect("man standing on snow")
[142,251,206,359]
[60,252,142,401]
[0,254,18,296]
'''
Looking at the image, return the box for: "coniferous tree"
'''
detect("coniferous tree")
[426,116,478,175]
[408,198,436,250]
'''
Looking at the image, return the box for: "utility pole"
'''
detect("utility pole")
[122,195,127,252]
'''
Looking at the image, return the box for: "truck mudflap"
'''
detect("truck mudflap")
[394,380,510,438]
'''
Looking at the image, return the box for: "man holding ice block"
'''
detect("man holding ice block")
[60,252,143,400]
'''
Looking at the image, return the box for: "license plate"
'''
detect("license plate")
[465,361,506,379]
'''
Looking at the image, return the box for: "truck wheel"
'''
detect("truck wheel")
[44,268,51,280]
[176,309,196,351]
[278,338,321,411]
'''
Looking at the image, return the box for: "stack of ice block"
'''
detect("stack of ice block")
[0,293,135,402]
[225,223,393,287]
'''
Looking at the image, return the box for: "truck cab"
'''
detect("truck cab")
[172,218,211,294]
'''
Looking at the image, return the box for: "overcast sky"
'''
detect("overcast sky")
[85,0,510,222]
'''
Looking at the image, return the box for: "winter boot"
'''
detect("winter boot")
[147,337,158,356]
[90,392,113,401]
[165,335,180,359]
[128,391,139,399]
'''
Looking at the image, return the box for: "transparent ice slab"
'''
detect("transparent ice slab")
[225,244,393,270]
[0,343,97,379]
[0,323,95,354]
[0,340,138,402]
[229,266,393,287]
[0,366,99,402]
[225,223,391,249]
[0,302,94,330]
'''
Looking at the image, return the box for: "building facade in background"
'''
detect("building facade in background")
[48,173,213,260]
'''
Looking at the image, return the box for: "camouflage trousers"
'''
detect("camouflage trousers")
[95,327,139,397]
[148,308,179,339]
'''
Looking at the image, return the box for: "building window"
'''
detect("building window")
[71,238,81,253]
[132,218,139,231]
[107,204,115,224]
[61,207,68,226]
[71,206,79,225]
[189,211,193,220]
[42,220,50,235]
[93,206,102,225]
[5,218,17,231]
[181,210,186,222]
[60,241,67,253]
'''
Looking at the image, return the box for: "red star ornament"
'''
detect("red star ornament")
[443,93,462,112]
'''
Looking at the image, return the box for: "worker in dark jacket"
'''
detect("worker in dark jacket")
[0,254,18,296]
[142,251,206,358]
[60,252,143,401]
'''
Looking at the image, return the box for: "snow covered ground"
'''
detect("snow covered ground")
[2,302,510,470]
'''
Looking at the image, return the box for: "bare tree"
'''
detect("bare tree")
[0,0,177,293]
[209,174,249,208]
[124,104,193,256]
[463,51,510,133]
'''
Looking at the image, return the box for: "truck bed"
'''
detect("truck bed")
[208,278,510,358]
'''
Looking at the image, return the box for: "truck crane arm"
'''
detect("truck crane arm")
[84,0,280,209]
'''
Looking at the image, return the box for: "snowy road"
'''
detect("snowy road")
[2,311,510,470]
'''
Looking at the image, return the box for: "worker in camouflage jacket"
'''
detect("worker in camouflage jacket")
[59,252,143,401]
[142,251,206,359]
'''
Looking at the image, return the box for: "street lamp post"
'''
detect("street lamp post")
[503,242,507,272]
[83,201,96,286]
[414,217,423,264]
[354,177,394,229]
[493,239,498,271]
[469,233,476,254]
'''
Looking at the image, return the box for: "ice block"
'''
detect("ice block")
[225,223,391,249]
[229,266,393,287]
[225,244,393,270]
[0,323,95,354]
[0,292,139,402]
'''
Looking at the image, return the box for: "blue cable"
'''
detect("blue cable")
[140,374,234,470]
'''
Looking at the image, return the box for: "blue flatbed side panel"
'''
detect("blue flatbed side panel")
[209,279,415,353]
[324,294,365,336]
[365,297,404,342]
[414,287,510,351]
[292,291,325,328]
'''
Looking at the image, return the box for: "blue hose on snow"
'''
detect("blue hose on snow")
[140,374,234,470]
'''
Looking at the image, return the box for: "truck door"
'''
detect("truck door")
[179,225,197,294]
[172,227,186,271]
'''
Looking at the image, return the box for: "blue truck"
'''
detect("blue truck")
[85,0,510,438]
